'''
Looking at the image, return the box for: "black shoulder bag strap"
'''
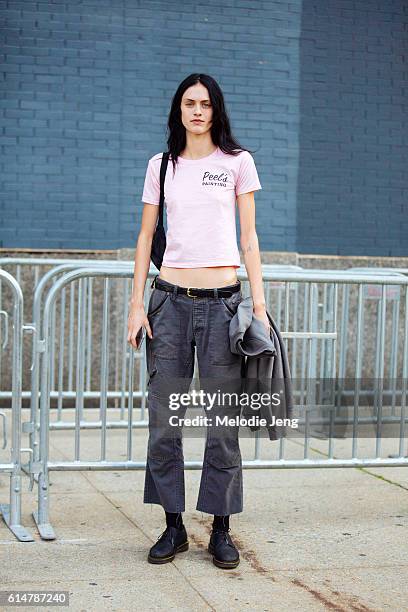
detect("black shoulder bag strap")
[158,151,170,228]
[150,151,170,271]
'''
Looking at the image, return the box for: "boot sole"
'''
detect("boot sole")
[208,542,240,569]
[147,540,189,564]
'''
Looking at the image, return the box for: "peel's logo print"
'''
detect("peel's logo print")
[201,169,231,188]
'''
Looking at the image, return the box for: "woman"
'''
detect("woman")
[127,73,269,570]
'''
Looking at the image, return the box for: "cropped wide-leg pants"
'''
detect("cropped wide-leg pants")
[143,275,244,515]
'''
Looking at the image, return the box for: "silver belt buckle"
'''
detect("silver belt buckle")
[186,287,197,298]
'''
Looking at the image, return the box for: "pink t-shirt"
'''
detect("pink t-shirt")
[141,146,262,268]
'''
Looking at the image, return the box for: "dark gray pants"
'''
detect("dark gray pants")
[143,275,244,515]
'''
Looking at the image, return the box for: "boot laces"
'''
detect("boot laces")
[157,527,168,541]
[157,523,182,541]
[212,527,233,544]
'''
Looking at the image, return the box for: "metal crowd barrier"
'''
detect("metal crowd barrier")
[1,260,408,540]
[0,257,152,403]
[339,268,408,416]
[30,266,408,540]
[0,270,34,541]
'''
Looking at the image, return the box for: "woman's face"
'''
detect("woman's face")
[180,84,213,135]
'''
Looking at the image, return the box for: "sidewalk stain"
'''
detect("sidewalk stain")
[291,578,377,612]
[191,515,276,581]
[189,532,206,549]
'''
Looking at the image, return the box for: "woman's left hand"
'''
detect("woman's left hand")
[253,307,270,334]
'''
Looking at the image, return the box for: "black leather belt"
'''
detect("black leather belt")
[151,275,241,298]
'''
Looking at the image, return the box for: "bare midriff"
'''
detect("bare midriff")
[158,265,238,289]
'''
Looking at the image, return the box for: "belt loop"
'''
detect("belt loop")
[173,284,178,297]
[150,275,157,289]
[214,288,218,298]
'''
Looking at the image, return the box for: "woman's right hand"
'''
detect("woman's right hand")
[127,302,153,350]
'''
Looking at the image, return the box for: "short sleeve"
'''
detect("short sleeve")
[141,158,160,205]
[235,151,262,196]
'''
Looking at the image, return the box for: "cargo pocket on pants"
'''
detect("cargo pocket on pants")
[210,293,243,366]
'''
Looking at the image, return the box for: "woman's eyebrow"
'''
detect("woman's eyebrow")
[185,98,210,102]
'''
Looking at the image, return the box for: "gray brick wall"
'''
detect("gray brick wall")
[1,0,406,255]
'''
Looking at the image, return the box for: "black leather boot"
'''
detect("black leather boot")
[148,525,189,564]
[208,528,240,569]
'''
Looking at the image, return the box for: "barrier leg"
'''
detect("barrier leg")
[32,469,55,540]
[0,473,34,542]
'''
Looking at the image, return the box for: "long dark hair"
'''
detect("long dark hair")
[166,73,253,175]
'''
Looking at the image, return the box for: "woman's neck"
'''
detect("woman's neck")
[179,141,217,160]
